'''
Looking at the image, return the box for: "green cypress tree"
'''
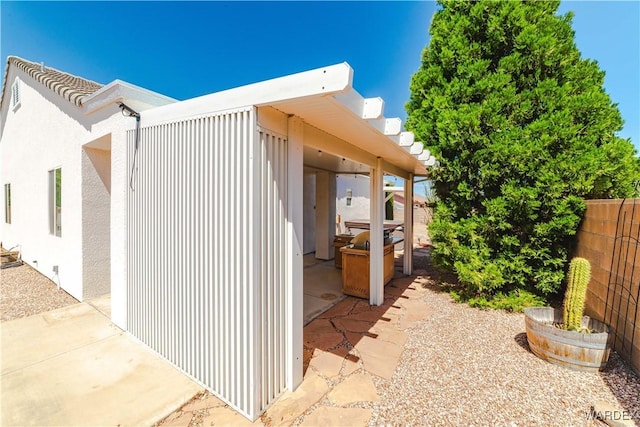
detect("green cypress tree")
[406,0,640,307]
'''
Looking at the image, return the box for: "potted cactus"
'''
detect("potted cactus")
[563,257,591,332]
[524,257,612,372]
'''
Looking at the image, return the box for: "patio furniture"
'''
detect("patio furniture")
[340,237,402,299]
[333,234,354,268]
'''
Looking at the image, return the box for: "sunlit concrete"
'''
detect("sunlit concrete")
[1,302,202,426]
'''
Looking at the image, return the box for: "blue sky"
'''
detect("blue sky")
[1,1,638,152]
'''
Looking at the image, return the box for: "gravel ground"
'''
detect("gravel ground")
[370,249,640,426]
[1,263,78,322]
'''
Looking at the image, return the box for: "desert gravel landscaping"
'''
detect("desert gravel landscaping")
[370,278,640,425]
[1,263,78,322]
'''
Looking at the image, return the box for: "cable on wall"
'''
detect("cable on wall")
[118,102,141,191]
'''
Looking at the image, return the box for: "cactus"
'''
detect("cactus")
[563,257,591,331]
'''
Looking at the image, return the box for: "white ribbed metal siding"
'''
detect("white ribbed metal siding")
[257,129,288,407]
[126,107,288,419]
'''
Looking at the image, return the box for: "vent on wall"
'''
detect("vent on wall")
[11,78,21,110]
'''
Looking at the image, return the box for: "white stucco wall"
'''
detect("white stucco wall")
[88,115,130,328]
[0,66,129,302]
[1,68,87,299]
[336,174,371,228]
[81,146,111,299]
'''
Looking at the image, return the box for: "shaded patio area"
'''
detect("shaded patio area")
[303,254,345,325]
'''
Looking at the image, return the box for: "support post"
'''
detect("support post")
[403,174,414,275]
[369,158,385,306]
[286,116,304,391]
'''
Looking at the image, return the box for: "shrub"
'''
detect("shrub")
[406,0,640,309]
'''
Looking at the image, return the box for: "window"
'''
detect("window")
[11,78,20,110]
[4,183,10,224]
[49,168,61,236]
[346,188,352,207]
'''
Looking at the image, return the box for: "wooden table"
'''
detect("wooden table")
[343,219,403,233]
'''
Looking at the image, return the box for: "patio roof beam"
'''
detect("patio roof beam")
[366,117,402,136]
[418,150,431,161]
[333,91,384,120]
[406,142,424,155]
[398,132,415,147]
[424,156,437,167]
[382,160,410,181]
[303,123,378,168]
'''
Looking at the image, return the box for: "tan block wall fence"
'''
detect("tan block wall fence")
[574,199,640,374]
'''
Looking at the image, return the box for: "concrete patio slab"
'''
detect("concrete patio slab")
[303,256,345,325]
[1,302,120,375]
[1,302,202,426]
[86,293,111,318]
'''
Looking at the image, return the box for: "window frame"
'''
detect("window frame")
[4,183,10,224]
[48,168,61,237]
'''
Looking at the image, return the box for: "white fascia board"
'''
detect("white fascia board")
[82,79,177,114]
[142,62,354,126]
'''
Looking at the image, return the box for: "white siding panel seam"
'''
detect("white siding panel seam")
[258,128,288,411]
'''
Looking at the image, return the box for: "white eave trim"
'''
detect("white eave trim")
[141,62,354,126]
[82,79,177,114]
[116,61,434,177]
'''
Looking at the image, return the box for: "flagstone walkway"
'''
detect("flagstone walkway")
[157,275,430,426]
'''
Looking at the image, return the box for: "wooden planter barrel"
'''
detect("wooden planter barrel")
[524,307,612,372]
